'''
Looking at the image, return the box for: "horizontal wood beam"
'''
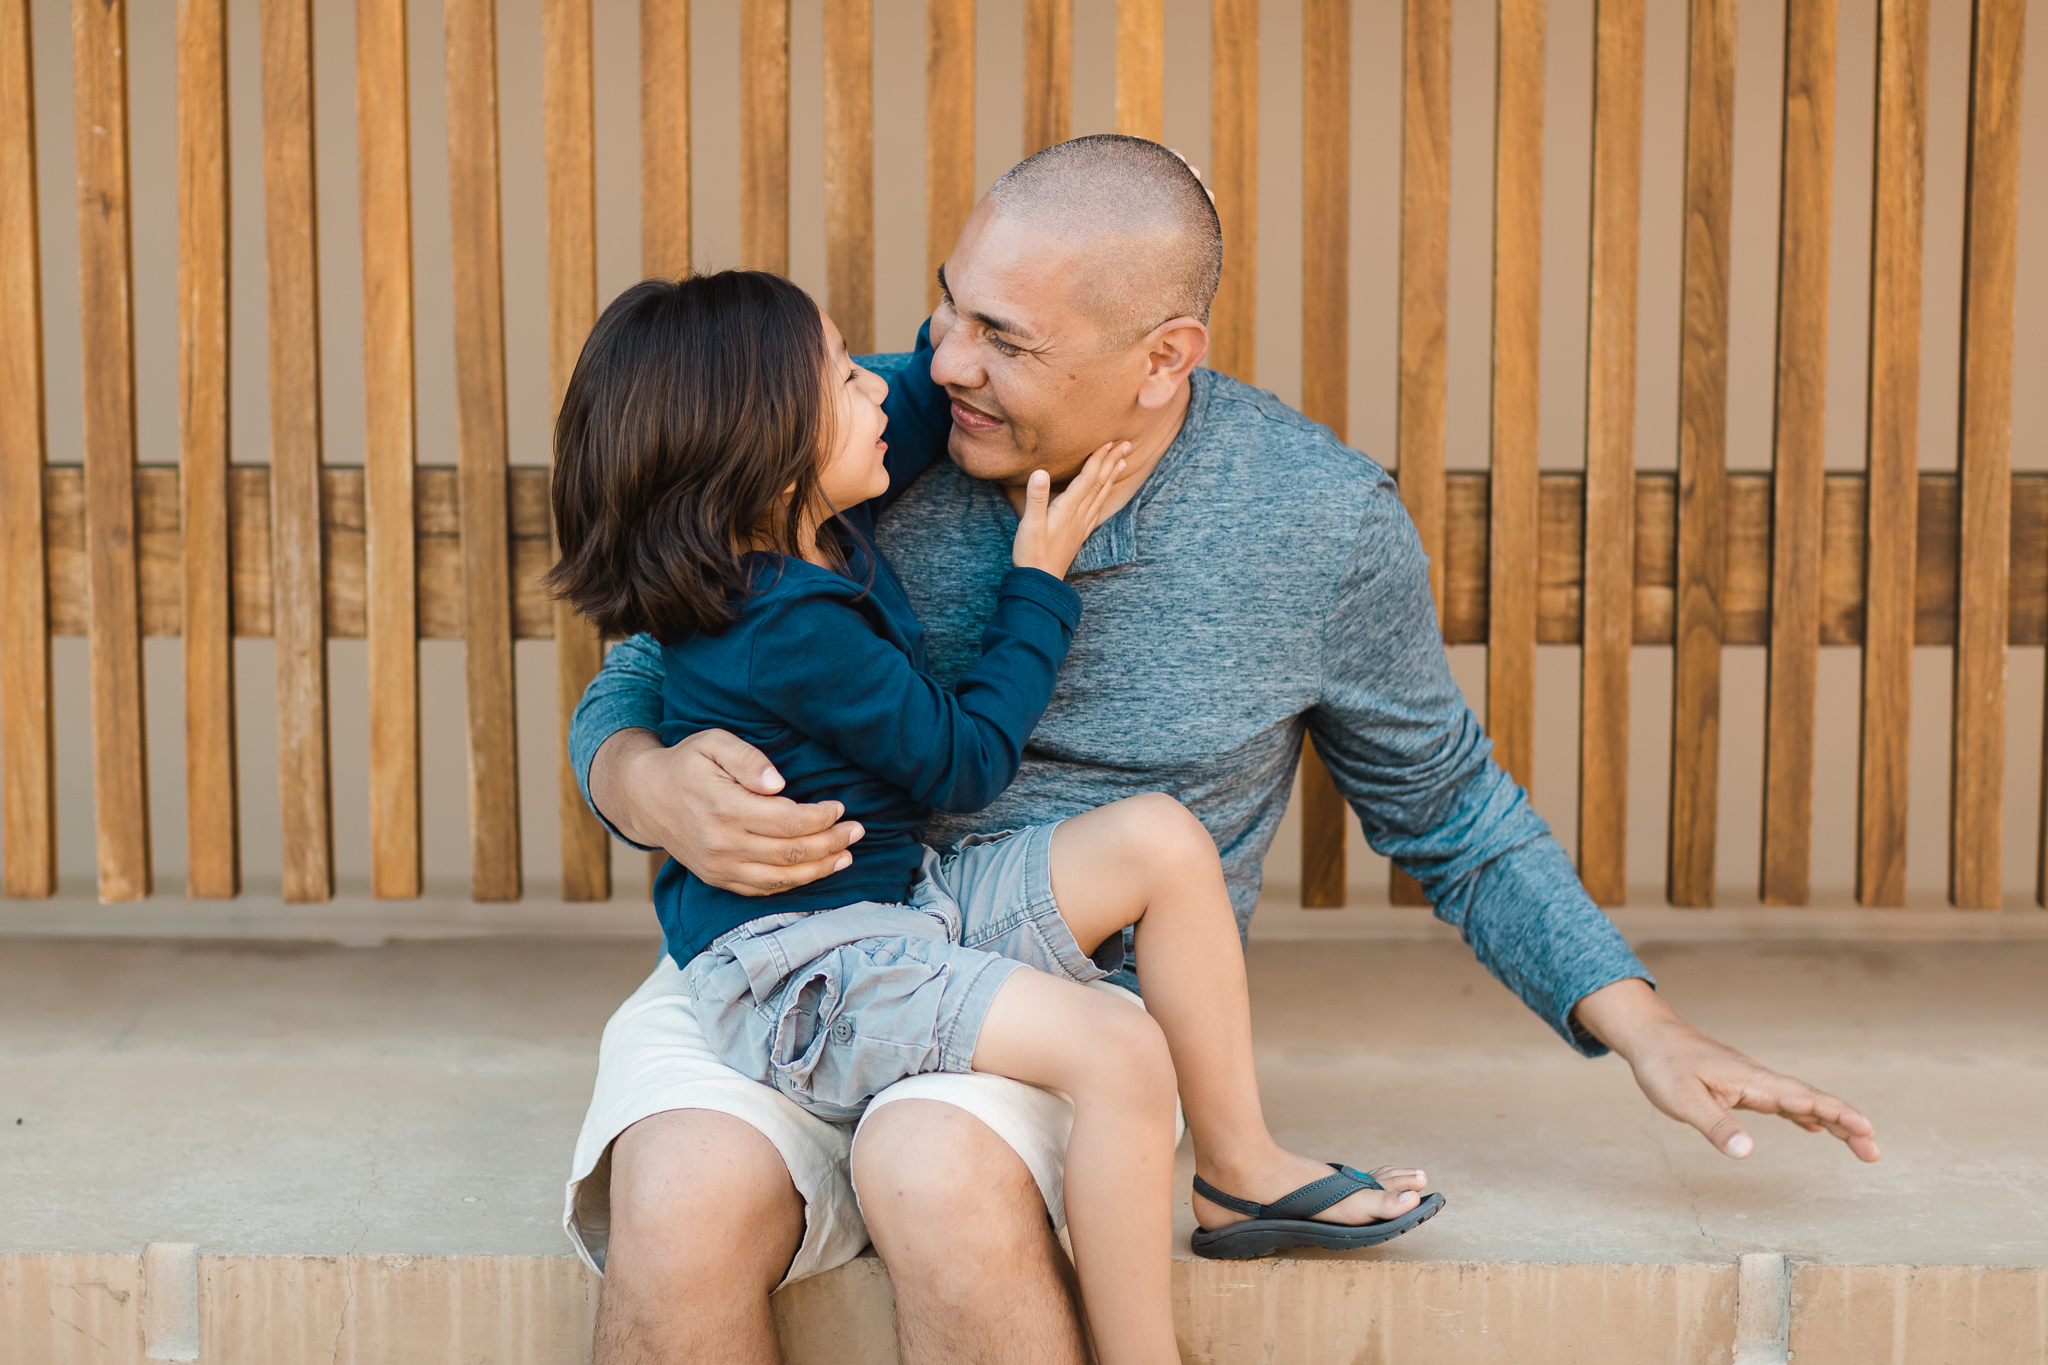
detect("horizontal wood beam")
[37,464,2046,650]
[44,464,554,641]
[1437,468,2041,647]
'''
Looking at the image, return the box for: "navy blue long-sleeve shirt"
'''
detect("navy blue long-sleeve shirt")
[654,382,1082,966]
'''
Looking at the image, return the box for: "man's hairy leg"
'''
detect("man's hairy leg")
[853,1100,1090,1365]
[595,1109,805,1365]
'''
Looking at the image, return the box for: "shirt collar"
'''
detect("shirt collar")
[1065,369,1213,575]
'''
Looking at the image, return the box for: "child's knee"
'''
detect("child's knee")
[1111,792,1219,869]
[1087,1001,1177,1104]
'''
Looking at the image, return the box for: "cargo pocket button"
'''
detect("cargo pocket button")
[831,1018,855,1044]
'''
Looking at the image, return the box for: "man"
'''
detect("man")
[564,137,1879,1364]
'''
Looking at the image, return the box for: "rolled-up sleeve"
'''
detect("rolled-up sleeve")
[1304,477,1653,1056]
[568,632,665,851]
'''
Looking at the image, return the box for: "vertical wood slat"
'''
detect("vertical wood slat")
[0,0,54,898]
[1857,0,1929,907]
[1760,0,1837,906]
[1209,0,1257,384]
[1299,0,1348,909]
[260,0,331,902]
[544,0,610,902]
[926,0,973,313]
[1952,0,2024,908]
[359,0,421,899]
[1578,0,1644,908]
[641,0,689,281]
[1391,0,1451,908]
[75,0,152,901]
[178,0,238,898]
[446,0,521,901]
[1667,0,1738,907]
[1115,0,1164,142]
[824,0,873,350]
[1487,0,1544,792]
[741,0,789,275]
[641,0,690,899]
[1023,0,1071,157]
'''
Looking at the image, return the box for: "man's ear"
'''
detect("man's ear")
[1136,317,1209,410]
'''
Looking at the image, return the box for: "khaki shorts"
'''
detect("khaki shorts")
[564,951,1168,1286]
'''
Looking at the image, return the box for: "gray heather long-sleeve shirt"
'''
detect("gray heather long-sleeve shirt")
[569,350,1652,1056]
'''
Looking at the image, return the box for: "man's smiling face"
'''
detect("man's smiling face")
[928,205,1158,488]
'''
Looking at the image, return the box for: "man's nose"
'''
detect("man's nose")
[928,321,981,390]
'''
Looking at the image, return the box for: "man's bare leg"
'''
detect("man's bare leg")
[595,1109,805,1365]
[853,1099,1090,1365]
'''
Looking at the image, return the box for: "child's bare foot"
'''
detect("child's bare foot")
[1192,1149,1430,1229]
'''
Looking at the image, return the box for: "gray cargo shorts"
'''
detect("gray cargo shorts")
[685,822,1119,1124]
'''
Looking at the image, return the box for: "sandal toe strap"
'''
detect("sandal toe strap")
[1194,1162,1384,1222]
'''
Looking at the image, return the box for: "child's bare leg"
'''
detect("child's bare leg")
[1050,793,1429,1229]
[970,968,1182,1365]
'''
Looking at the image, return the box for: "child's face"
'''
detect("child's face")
[815,310,892,513]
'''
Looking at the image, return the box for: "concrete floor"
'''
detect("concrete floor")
[5,912,2044,1270]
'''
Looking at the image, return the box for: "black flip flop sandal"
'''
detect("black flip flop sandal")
[1188,1163,1447,1260]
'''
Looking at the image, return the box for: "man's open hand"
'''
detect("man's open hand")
[1572,977,1881,1163]
[589,728,863,896]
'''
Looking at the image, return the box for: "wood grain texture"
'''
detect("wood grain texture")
[358,0,420,899]
[44,464,2048,654]
[0,0,53,897]
[925,0,973,314]
[824,0,873,350]
[1667,0,1736,907]
[1299,743,1346,908]
[741,0,789,274]
[1951,0,2023,909]
[447,0,521,901]
[260,0,332,903]
[1208,0,1257,383]
[1487,0,1543,793]
[1760,0,1837,906]
[1115,0,1164,141]
[544,0,609,903]
[178,0,237,898]
[74,0,152,901]
[1024,0,1071,156]
[640,0,689,280]
[1391,0,1451,909]
[1857,0,1928,907]
[1578,0,1643,908]
[1299,0,1349,908]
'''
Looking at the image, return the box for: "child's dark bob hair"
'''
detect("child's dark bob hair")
[546,270,843,643]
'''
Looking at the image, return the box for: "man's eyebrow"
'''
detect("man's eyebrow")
[935,263,1034,342]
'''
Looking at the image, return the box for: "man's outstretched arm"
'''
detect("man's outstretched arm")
[569,633,863,893]
[1308,475,1879,1163]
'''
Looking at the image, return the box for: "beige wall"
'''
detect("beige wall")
[11,0,2047,905]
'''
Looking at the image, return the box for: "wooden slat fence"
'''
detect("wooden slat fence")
[0,0,2033,914]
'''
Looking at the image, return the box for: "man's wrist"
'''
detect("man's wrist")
[590,727,663,847]
[1569,976,1679,1063]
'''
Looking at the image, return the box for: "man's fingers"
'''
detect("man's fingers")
[692,728,786,794]
[1733,1075,1882,1162]
[1674,1083,1755,1158]
[742,795,851,840]
[725,853,855,897]
[744,812,864,859]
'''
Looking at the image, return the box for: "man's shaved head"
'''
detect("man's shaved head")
[983,134,1222,349]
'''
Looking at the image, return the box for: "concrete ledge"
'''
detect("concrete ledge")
[5,928,2043,1362]
[11,1251,2047,1364]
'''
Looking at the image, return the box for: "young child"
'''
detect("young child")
[549,270,1443,1363]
